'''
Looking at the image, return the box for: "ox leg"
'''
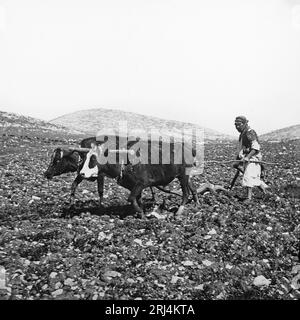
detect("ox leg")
[97,175,104,206]
[176,175,189,217]
[70,174,83,203]
[150,187,156,201]
[128,184,145,218]
[188,178,200,205]
[137,193,143,207]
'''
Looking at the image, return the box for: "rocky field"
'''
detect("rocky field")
[0,133,300,300]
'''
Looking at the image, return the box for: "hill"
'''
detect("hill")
[260,124,300,142]
[0,110,85,140]
[50,108,235,142]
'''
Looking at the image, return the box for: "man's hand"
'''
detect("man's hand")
[245,149,257,162]
[243,157,250,163]
[233,161,240,169]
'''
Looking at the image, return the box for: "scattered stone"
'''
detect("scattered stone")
[253,275,271,287]
[145,240,154,246]
[127,278,135,284]
[49,272,57,279]
[55,282,62,289]
[106,233,113,240]
[0,266,8,290]
[104,271,122,278]
[182,260,194,266]
[22,259,31,267]
[171,276,184,284]
[98,232,106,241]
[194,284,204,290]
[52,289,63,297]
[146,212,165,220]
[208,229,217,235]
[202,260,213,267]
[291,265,300,275]
[133,239,143,246]
[64,278,75,286]
[291,274,300,290]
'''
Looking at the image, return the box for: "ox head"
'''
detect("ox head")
[44,147,90,179]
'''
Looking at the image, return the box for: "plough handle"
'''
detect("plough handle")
[206,159,278,165]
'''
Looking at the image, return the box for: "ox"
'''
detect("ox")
[44,137,106,204]
[80,138,200,218]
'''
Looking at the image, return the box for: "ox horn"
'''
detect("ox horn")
[66,147,91,153]
[109,149,135,155]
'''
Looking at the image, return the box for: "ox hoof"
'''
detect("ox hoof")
[134,212,145,219]
[68,197,76,206]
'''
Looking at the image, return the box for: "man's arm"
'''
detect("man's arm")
[244,148,258,161]
[244,129,260,162]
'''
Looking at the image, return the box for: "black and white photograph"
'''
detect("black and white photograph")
[0,0,300,305]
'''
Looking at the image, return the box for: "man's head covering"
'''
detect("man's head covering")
[235,116,248,124]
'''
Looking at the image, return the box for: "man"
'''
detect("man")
[233,116,268,202]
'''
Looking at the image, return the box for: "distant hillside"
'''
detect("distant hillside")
[50,108,235,142]
[260,124,300,142]
[0,110,85,139]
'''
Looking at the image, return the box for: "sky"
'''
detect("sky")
[0,0,300,136]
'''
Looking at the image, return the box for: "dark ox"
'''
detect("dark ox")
[44,137,105,204]
[80,138,200,217]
